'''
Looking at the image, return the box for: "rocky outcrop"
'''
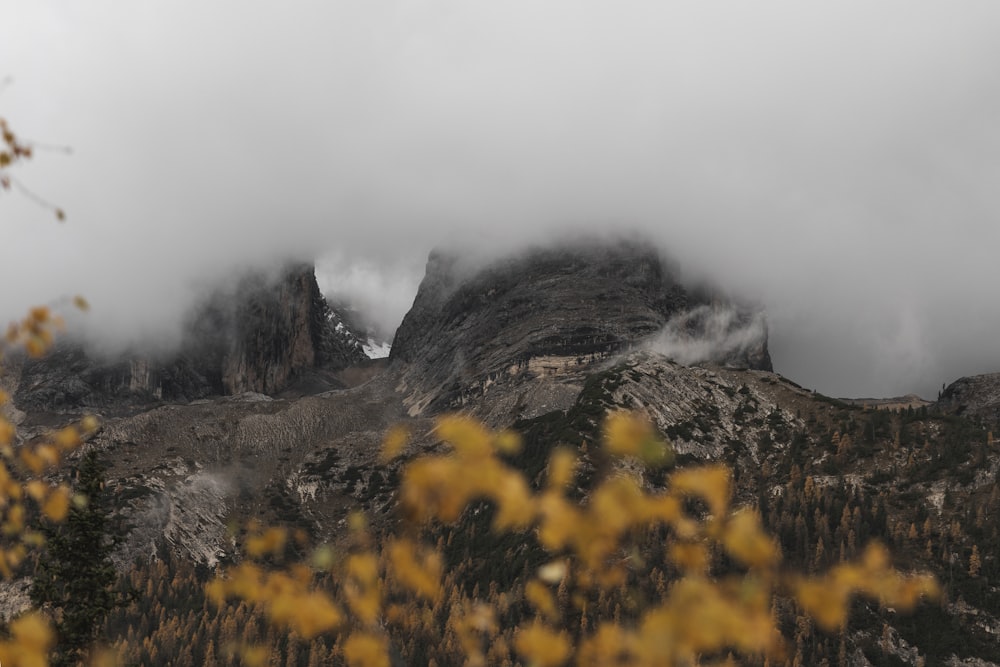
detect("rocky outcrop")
[390,239,772,415]
[207,263,367,395]
[13,264,368,413]
[936,372,1000,424]
[98,370,413,566]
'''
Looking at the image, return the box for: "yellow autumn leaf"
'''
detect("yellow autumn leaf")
[238,644,270,667]
[494,429,522,455]
[53,426,80,449]
[490,470,535,530]
[28,306,49,324]
[721,510,779,569]
[343,632,390,667]
[4,543,25,569]
[345,552,381,626]
[347,551,379,583]
[525,579,559,621]
[80,414,100,433]
[24,480,47,502]
[25,337,46,358]
[245,526,287,558]
[514,622,572,667]
[602,410,651,456]
[9,611,54,653]
[2,474,23,501]
[42,486,71,522]
[546,447,577,489]
[577,623,637,667]
[379,424,409,464]
[204,578,227,607]
[435,414,492,459]
[536,492,582,552]
[669,541,711,574]
[4,503,24,534]
[671,464,731,517]
[287,592,343,638]
[18,449,44,475]
[310,543,336,570]
[794,578,849,631]
[388,538,442,602]
[0,418,13,446]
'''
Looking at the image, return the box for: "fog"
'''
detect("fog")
[3,1,1000,398]
[648,305,768,369]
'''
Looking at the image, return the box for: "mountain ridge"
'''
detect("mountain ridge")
[391,240,772,418]
[8,264,368,417]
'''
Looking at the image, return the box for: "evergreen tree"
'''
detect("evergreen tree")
[31,450,119,667]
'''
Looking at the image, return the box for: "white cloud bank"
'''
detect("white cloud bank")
[647,305,768,369]
[3,1,1000,398]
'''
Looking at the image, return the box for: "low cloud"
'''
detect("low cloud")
[647,305,768,369]
[315,255,424,340]
[3,2,1000,398]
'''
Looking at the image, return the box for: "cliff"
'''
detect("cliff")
[391,239,772,415]
[12,264,367,413]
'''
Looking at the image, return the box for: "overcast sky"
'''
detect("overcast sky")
[3,1,1000,398]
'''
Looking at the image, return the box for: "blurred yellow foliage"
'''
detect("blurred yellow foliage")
[515,622,573,667]
[0,295,100,662]
[343,632,390,667]
[245,525,287,559]
[207,409,937,666]
[379,424,410,464]
[386,537,442,602]
[0,611,55,667]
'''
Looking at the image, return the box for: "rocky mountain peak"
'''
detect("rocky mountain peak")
[11,264,368,414]
[390,239,772,415]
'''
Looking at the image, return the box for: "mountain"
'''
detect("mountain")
[4,239,1000,666]
[326,297,393,360]
[8,264,368,416]
[391,239,771,417]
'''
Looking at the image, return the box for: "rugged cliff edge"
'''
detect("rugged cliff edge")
[11,264,367,414]
[390,239,771,415]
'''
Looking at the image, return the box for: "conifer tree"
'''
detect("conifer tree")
[30,450,120,667]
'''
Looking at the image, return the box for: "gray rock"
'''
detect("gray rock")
[936,372,1000,424]
[391,238,771,415]
[12,264,367,414]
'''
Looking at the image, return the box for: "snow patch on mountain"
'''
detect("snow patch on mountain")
[363,338,392,359]
[325,297,394,361]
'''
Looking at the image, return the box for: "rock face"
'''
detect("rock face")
[936,372,1000,424]
[13,264,367,413]
[197,263,367,395]
[390,240,771,415]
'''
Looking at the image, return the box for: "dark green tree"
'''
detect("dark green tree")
[30,450,119,667]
